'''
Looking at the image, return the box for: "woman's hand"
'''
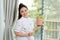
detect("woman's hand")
[28,31,34,36]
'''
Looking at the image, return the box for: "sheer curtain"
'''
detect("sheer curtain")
[3,0,17,40]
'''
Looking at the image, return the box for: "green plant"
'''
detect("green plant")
[36,14,44,19]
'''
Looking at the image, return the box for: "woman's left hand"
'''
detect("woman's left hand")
[28,31,34,36]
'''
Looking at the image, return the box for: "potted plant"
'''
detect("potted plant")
[36,14,44,27]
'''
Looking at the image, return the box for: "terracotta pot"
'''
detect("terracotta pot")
[36,18,43,26]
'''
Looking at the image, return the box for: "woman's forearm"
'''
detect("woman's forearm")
[15,32,28,37]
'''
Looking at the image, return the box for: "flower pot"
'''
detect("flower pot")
[36,18,43,26]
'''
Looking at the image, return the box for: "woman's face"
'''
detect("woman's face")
[20,7,28,18]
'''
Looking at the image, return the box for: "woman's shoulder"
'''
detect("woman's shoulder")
[28,17,35,22]
[28,17,33,20]
[16,19,22,23]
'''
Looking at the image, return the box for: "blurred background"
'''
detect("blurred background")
[0,0,60,40]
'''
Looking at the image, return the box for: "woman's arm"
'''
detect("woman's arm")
[15,32,28,37]
[28,28,36,36]
[28,31,34,36]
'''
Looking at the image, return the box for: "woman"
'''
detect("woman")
[14,3,35,40]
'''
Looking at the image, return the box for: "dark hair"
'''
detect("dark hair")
[18,3,28,19]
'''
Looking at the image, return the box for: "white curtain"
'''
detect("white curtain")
[3,0,17,40]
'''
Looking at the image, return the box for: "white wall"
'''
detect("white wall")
[0,0,5,40]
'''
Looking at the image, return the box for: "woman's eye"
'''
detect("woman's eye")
[21,11,23,13]
[25,10,27,12]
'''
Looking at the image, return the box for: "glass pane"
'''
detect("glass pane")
[44,0,60,20]
[28,0,42,40]
[43,0,60,40]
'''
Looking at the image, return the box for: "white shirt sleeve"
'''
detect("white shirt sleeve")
[14,20,22,32]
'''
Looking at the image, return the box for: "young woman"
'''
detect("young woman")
[14,3,35,40]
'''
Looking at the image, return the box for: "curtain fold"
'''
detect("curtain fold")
[3,0,17,40]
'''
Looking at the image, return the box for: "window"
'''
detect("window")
[43,0,60,40]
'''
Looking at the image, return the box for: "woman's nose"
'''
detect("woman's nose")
[24,12,27,14]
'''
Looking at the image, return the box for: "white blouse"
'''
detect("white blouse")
[15,17,35,40]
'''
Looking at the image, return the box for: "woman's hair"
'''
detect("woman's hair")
[18,3,28,19]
